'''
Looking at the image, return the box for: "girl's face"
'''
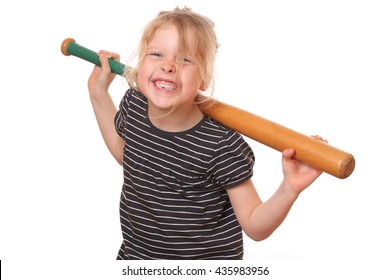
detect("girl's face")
[137,25,204,116]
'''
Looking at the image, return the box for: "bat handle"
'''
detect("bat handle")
[61,38,125,75]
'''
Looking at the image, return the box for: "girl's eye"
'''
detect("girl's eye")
[184,58,193,64]
[178,57,193,64]
[150,52,162,58]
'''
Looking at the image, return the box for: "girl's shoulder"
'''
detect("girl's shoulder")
[118,88,147,112]
[122,88,145,102]
[200,116,250,149]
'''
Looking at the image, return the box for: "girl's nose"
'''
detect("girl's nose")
[161,60,176,74]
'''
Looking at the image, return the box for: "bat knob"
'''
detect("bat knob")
[61,38,76,56]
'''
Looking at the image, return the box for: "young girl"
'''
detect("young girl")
[87,7,325,260]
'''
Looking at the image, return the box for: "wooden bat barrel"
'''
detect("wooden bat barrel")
[202,102,355,179]
[61,38,355,179]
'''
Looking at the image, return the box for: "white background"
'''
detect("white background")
[1,0,389,279]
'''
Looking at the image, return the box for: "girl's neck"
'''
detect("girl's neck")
[148,103,204,132]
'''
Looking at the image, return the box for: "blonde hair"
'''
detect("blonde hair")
[124,7,219,105]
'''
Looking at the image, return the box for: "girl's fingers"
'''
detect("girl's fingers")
[311,135,328,144]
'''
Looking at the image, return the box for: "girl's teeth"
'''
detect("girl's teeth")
[155,81,175,90]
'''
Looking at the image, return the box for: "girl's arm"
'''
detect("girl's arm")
[227,146,324,241]
[88,51,124,165]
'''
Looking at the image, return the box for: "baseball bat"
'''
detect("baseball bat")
[61,38,355,179]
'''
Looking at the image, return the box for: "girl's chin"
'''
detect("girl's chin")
[148,96,178,111]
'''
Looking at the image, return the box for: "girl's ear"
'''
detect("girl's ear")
[199,80,208,91]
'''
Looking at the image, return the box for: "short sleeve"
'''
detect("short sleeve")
[208,131,255,189]
[114,89,132,138]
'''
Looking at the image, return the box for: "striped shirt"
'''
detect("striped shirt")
[114,88,255,260]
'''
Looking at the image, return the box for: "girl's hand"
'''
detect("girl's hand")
[281,135,328,194]
[88,50,120,97]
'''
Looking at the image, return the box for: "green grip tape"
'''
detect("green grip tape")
[66,40,125,75]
